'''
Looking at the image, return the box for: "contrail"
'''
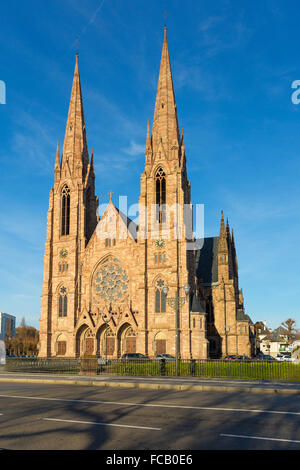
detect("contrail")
[72,0,106,50]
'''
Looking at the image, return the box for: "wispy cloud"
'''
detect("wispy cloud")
[87,88,144,139]
[121,140,144,157]
[0,207,45,247]
[197,12,253,57]
[220,189,300,227]
[4,107,59,175]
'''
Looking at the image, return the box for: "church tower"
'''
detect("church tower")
[39,55,98,357]
[138,27,208,359]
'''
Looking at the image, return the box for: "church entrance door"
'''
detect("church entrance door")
[85,338,94,355]
[156,339,166,355]
[106,337,115,355]
[126,336,136,354]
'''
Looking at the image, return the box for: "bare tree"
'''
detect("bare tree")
[281,319,298,344]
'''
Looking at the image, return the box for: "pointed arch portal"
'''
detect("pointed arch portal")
[117,323,137,357]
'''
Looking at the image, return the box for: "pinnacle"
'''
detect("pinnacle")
[145,120,152,151]
[55,140,60,168]
[219,210,228,251]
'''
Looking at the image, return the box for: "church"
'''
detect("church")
[39,28,255,359]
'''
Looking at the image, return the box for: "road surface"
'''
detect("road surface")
[0,381,299,450]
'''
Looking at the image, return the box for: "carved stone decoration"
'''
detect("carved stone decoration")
[93,257,129,305]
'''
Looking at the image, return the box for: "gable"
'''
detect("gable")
[86,201,138,251]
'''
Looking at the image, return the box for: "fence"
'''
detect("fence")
[3,357,300,381]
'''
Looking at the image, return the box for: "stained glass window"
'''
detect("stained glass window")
[155,167,166,223]
[93,258,129,303]
[58,286,68,317]
[61,185,70,236]
[155,279,166,313]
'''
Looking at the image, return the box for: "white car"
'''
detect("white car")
[276,354,293,362]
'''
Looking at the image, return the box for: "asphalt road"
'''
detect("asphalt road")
[0,381,299,451]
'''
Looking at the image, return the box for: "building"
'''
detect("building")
[39,28,255,359]
[259,325,300,358]
[0,312,16,342]
[259,326,289,357]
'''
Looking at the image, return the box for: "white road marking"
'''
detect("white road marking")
[220,433,300,444]
[43,417,161,431]
[0,394,299,416]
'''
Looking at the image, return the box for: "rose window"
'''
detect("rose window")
[93,258,129,303]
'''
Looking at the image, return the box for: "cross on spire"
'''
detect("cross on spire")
[108,190,114,201]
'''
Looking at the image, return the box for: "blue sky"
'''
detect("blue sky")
[0,0,300,330]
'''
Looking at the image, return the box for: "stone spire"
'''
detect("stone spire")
[231,228,239,277]
[55,140,60,169]
[152,27,180,156]
[145,120,152,152]
[54,140,61,182]
[218,211,228,253]
[61,54,89,178]
[90,148,94,172]
[226,217,233,277]
[226,217,230,234]
[218,211,230,281]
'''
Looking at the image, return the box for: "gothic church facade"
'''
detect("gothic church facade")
[39,29,255,359]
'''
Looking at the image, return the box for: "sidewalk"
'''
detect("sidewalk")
[0,369,300,395]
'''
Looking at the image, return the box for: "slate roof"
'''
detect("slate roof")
[195,237,219,285]
[261,327,289,342]
[269,326,289,342]
[237,309,254,325]
[190,293,207,314]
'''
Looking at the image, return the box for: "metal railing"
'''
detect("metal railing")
[3,357,300,381]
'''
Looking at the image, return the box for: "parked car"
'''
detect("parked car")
[155,354,176,362]
[236,355,252,361]
[121,353,150,361]
[97,355,110,365]
[258,354,276,361]
[283,355,294,362]
[224,355,238,361]
[276,354,292,362]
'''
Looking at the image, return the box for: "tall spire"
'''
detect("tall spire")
[218,211,230,281]
[226,217,231,243]
[55,140,60,169]
[152,27,180,155]
[61,54,89,178]
[218,211,228,254]
[145,120,152,151]
[226,217,230,233]
[231,228,239,276]
[91,148,94,171]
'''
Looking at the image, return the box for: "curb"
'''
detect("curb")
[0,376,299,395]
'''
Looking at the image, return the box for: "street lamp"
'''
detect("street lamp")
[101,312,113,363]
[163,283,190,376]
[224,324,231,356]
